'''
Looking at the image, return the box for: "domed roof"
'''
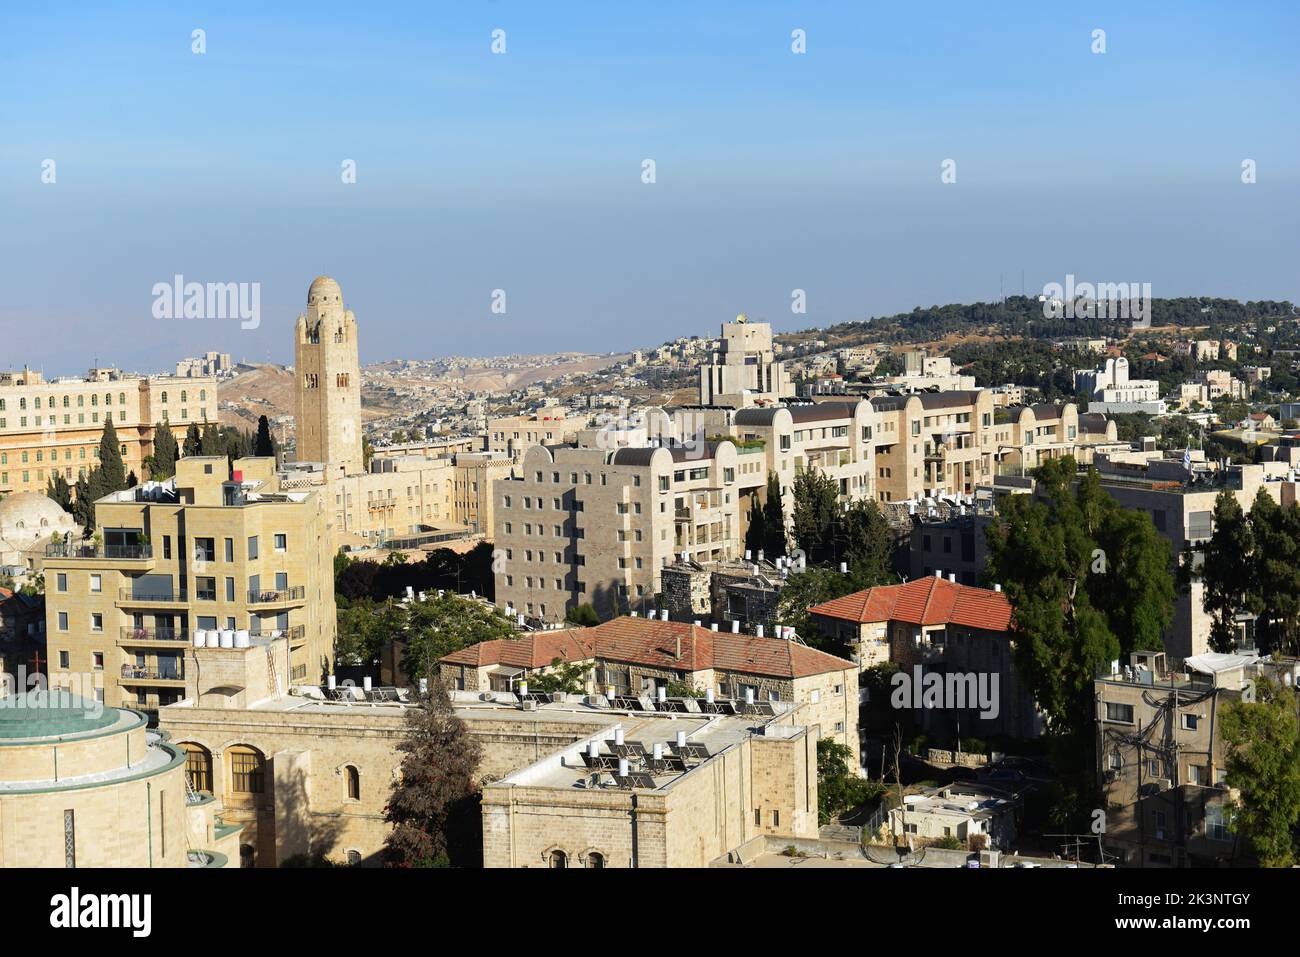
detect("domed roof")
[0,492,70,532]
[307,275,343,306]
[0,689,121,740]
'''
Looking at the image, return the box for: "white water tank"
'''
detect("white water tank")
[234,629,250,648]
[193,630,206,648]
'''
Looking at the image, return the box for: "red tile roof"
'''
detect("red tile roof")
[438,617,854,679]
[439,628,595,669]
[807,577,1012,633]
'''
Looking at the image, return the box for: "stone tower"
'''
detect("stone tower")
[294,276,363,474]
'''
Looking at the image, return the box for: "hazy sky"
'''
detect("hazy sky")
[2,1,1297,376]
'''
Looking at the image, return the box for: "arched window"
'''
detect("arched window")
[227,745,266,795]
[586,852,605,869]
[344,765,360,800]
[345,849,362,866]
[180,742,212,794]
[549,850,567,869]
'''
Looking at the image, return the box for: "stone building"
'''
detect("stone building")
[493,440,744,623]
[42,454,336,713]
[439,615,860,763]
[660,555,786,629]
[697,315,794,409]
[806,576,1033,739]
[1094,650,1281,867]
[295,276,364,476]
[0,365,217,497]
[0,689,235,868]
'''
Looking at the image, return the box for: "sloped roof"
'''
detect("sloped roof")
[807,577,1012,633]
[439,617,854,679]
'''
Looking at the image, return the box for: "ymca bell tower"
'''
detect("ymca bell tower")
[294,275,363,475]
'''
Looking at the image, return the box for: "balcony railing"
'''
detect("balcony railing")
[248,586,306,605]
[118,588,189,604]
[249,624,306,641]
[120,626,189,643]
[120,665,186,682]
[47,543,153,560]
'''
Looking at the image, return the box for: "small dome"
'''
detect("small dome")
[0,492,70,533]
[308,275,343,306]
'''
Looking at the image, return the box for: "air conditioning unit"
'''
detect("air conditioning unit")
[520,700,538,711]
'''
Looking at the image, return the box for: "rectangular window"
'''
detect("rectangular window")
[274,533,287,551]
[57,573,68,592]
[247,536,259,560]
[1106,702,1134,723]
[58,611,68,630]
[224,538,234,562]
[89,574,101,593]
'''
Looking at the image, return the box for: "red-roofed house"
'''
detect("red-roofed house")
[439,615,860,762]
[808,575,1037,739]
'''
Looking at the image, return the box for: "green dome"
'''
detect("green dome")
[0,689,120,740]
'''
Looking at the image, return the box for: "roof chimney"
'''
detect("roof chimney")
[756,624,765,638]
[994,583,1002,592]
[732,621,740,633]
[948,573,956,583]
[934,569,943,578]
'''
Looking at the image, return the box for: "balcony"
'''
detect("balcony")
[247,586,306,608]
[118,588,189,608]
[249,624,307,644]
[47,541,154,568]
[120,664,186,685]
[118,626,190,648]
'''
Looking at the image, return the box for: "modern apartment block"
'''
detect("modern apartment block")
[487,408,588,460]
[870,390,997,501]
[43,455,336,715]
[0,366,218,496]
[697,315,794,409]
[493,441,744,623]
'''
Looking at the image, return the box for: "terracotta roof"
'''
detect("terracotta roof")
[439,628,595,669]
[807,577,1012,633]
[438,617,854,679]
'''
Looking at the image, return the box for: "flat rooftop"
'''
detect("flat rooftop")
[494,700,800,793]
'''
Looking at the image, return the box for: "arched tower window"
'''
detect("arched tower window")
[344,765,360,800]
[549,850,568,869]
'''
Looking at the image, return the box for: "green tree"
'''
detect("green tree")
[1247,491,1300,656]
[1220,678,1300,867]
[182,422,202,457]
[791,467,840,565]
[199,422,221,456]
[985,456,1174,824]
[775,566,856,651]
[759,472,787,558]
[400,592,516,682]
[1193,490,1260,652]
[97,418,126,493]
[565,603,600,627]
[384,679,482,867]
[45,472,72,512]
[254,414,276,458]
[336,598,408,667]
[148,424,179,479]
[839,498,894,585]
[817,738,882,825]
[524,658,592,694]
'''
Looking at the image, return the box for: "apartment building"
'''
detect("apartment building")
[990,403,1119,474]
[493,441,744,623]
[0,366,217,496]
[870,390,997,502]
[1090,454,1290,663]
[487,408,587,460]
[1095,650,1267,867]
[43,455,335,714]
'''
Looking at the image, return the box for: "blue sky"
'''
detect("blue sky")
[1,1,1297,374]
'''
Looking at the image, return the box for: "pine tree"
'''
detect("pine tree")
[182,423,202,457]
[72,472,95,532]
[199,422,221,456]
[384,679,482,866]
[255,415,276,458]
[97,419,126,493]
[150,424,179,479]
[791,467,840,565]
[760,471,787,558]
[45,473,73,512]
[1221,678,1300,867]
